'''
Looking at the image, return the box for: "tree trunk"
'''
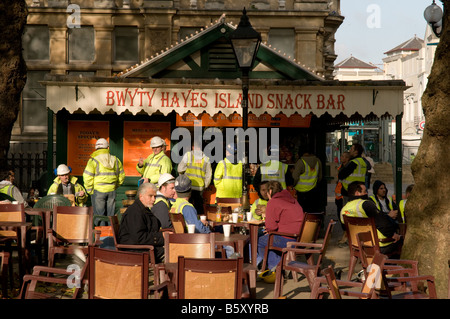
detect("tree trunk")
[0,0,28,168]
[402,1,450,299]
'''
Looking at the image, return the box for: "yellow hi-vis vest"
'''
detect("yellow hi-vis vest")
[398,199,406,223]
[184,152,208,191]
[295,159,319,192]
[369,195,394,213]
[260,160,287,189]
[154,195,170,208]
[341,157,367,191]
[137,151,172,184]
[0,184,15,198]
[172,197,194,214]
[83,149,125,194]
[340,199,392,247]
[214,158,243,198]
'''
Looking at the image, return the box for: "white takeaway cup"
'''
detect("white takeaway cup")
[187,224,196,234]
[223,224,231,237]
[200,215,207,222]
[246,212,253,222]
[232,212,239,223]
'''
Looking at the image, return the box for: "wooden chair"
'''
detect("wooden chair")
[47,205,100,268]
[0,252,10,298]
[343,215,380,280]
[19,260,88,299]
[176,256,245,299]
[0,203,30,287]
[273,219,336,298]
[169,213,186,234]
[88,246,150,299]
[357,231,436,298]
[216,197,242,212]
[261,212,323,272]
[310,252,388,299]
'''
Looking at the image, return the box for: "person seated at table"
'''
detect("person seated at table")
[47,164,88,206]
[172,174,210,234]
[0,169,28,207]
[250,180,269,221]
[118,182,165,263]
[152,173,176,229]
[256,180,305,272]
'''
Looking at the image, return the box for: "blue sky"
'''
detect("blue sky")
[335,0,433,67]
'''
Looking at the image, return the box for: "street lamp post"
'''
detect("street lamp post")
[230,8,261,210]
[424,0,444,37]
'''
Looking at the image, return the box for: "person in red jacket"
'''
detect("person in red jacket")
[256,181,305,271]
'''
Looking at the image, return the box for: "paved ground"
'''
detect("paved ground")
[6,183,402,299]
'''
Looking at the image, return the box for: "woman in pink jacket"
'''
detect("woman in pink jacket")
[256,181,305,271]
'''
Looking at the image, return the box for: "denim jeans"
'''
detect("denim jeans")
[91,190,116,226]
[257,233,295,271]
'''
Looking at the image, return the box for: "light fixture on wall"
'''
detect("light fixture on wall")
[424,0,444,37]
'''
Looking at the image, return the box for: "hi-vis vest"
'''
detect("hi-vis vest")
[369,195,394,213]
[214,158,243,198]
[0,184,15,198]
[172,197,194,214]
[155,195,170,208]
[398,199,406,223]
[184,152,208,191]
[340,199,392,247]
[295,159,319,192]
[341,157,367,191]
[137,151,172,184]
[260,160,287,189]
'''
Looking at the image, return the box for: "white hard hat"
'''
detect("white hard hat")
[56,164,71,175]
[158,173,175,188]
[95,138,109,149]
[150,136,165,148]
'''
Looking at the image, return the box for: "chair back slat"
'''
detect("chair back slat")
[299,213,323,243]
[169,213,186,234]
[163,233,215,263]
[56,214,90,241]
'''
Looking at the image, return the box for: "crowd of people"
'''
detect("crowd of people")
[1,138,414,273]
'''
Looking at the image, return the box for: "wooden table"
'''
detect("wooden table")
[0,221,32,283]
[209,220,265,267]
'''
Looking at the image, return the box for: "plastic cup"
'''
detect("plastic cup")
[232,212,239,223]
[223,224,231,237]
[187,224,196,234]
[246,212,253,222]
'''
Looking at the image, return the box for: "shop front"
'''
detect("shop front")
[43,18,406,213]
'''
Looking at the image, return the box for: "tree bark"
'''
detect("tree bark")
[0,0,28,168]
[402,0,450,299]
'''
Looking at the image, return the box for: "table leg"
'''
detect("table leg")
[249,224,258,267]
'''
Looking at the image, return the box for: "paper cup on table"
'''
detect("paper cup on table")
[200,215,206,222]
[223,224,231,237]
[232,212,239,223]
[187,224,196,234]
[246,212,253,222]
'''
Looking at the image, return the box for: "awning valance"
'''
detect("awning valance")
[45,81,406,119]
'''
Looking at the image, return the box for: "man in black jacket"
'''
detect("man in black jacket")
[118,182,165,262]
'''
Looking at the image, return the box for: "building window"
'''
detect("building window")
[68,26,95,62]
[22,25,50,61]
[268,28,295,58]
[22,71,48,133]
[114,26,138,62]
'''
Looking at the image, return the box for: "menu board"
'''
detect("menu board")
[67,121,109,175]
[123,121,171,176]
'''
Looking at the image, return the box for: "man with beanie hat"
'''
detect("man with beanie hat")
[370,180,399,221]
[172,174,210,233]
[48,164,88,206]
[151,173,176,229]
[83,138,125,225]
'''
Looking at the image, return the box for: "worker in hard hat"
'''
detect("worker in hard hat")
[47,164,88,206]
[151,173,176,229]
[136,136,173,185]
[213,143,243,199]
[177,138,212,215]
[83,138,125,225]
